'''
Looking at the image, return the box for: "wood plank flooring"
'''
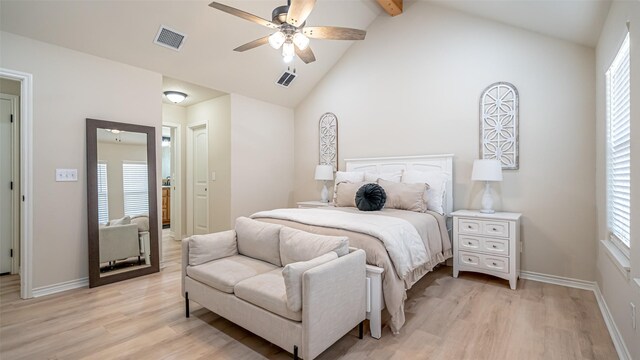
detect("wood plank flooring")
[0,236,617,359]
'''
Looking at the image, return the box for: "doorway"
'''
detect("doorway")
[187,122,209,235]
[161,124,182,240]
[0,91,19,275]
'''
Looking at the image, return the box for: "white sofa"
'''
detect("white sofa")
[182,217,367,360]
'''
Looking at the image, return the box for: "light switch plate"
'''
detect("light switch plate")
[211,171,216,181]
[56,168,78,182]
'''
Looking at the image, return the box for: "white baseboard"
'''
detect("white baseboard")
[32,277,88,297]
[521,270,630,360]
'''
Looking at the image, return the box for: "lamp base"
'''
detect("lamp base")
[480,209,496,214]
[480,181,496,214]
[320,182,329,203]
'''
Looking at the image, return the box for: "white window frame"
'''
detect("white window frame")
[605,32,631,257]
[122,160,149,217]
[97,161,109,225]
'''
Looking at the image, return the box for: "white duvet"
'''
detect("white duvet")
[251,208,432,279]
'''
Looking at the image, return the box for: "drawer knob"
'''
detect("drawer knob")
[468,242,472,245]
[468,258,472,262]
[492,227,497,231]
[492,262,497,266]
[467,225,472,229]
[492,245,497,248]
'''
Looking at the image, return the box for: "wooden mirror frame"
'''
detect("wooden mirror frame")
[86,118,160,287]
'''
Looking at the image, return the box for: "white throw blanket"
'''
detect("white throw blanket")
[251,208,431,279]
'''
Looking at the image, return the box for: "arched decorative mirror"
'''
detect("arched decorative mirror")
[86,118,159,287]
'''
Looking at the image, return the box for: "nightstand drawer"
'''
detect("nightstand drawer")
[482,221,509,238]
[459,235,509,256]
[458,219,482,235]
[459,252,509,274]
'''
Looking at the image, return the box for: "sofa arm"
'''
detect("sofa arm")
[302,249,366,360]
[182,230,238,296]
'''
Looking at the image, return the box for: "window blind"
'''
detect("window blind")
[97,162,109,225]
[606,32,631,249]
[123,161,149,217]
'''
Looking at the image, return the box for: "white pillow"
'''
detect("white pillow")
[364,171,402,183]
[188,230,238,266]
[279,227,349,265]
[402,170,449,214]
[332,171,365,203]
[282,252,338,312]
[108,216,131,226]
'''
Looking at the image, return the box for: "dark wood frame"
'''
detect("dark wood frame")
[86,118,160,287]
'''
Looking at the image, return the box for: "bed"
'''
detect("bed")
[252,154,454,339]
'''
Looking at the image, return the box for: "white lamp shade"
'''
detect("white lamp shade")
[314,165,334,181]
[471,159,503,181]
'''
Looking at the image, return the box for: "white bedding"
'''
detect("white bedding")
[251,208,432,279]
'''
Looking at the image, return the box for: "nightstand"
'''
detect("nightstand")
[296,201,334,209]
[451,210,522,289]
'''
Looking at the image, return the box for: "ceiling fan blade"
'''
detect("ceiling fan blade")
[302,26,366,40]
[295,46,316,64]
[233,36,270,52]
[286,0,316,27]
[209,1,279,29]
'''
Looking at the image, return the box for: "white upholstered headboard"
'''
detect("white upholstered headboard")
[344,154,454,215]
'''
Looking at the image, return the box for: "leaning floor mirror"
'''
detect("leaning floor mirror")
[86,118,159,287]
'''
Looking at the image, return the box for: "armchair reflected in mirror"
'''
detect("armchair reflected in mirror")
[86,118,159,287]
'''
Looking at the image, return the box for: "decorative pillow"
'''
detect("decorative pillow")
[188,230,238,266]
[332,171,365,203]
[279,227,348,266]
[108,215,131,226]
[235,217,283,266]
[364,171,402,183]
[402,170,449,214]
[355,183,387,211]
[335,181,367,207]
[378,179,429,212]
[130,215,149,232]
[282,252,338,312]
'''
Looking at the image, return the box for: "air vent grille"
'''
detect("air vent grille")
[154,25,186,51]
[276,70,296,87]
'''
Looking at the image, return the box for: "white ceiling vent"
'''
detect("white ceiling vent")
[154,25,186,51]
[276,69,296,88]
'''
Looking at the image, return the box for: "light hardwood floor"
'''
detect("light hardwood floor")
[0,237,617,360]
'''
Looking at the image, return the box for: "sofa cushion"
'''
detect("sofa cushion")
[234,269,302,322]
[279,227,349,266]
[282,252,338,312]
[188,230,238,266]
[235,217,283,266]
[186,255,277,293]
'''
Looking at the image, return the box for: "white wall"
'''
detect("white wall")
[0,31,162,289]
[230,93,294,222]
[187,96,232,233]
[162,103,187,236]
[294,3,596,281]
[595,1,640,358]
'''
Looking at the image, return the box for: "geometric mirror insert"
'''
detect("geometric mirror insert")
[480,82,519,170]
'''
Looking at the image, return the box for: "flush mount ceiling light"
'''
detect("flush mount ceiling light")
[208,0,367,64]
[164,91,188,104]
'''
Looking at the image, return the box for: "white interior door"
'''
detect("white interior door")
[192,125,209,235]
[0,96,14,274]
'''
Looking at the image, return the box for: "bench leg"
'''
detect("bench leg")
[185,292,190,318]
[358,321,364,339]
[293,345,298,360]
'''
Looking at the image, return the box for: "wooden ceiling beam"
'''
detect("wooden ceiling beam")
[377,0,402,16]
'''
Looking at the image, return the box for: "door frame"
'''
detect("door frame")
[1,93,20,275]
[161,122,182,240]
[0,68,34,299]
[186,121,208,236]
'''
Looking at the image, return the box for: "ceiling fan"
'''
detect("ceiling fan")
[208,0,367,64]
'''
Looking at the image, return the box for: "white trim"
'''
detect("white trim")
[0,93,20,275]
[186,121,207,236]
[521,271,630,360]
[594,284,632,360]
[0,68,34,299]
[520,270,596,291]
[32,277,89,298]
[601,239,631,280]
[162,121,182,242]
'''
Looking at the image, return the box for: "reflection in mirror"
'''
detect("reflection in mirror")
[87,118,159,288]
[97,129,150,277]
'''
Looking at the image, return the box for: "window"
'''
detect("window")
[606,32,631,253]
[122,161,149,217]
[97,162,109,224]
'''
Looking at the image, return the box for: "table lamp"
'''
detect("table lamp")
[471,159,503,213]
[314,164,334,203]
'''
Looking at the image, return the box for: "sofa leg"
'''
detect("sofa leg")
[293,345,298,360]
[185,292,190,318]
[358,321,364,339]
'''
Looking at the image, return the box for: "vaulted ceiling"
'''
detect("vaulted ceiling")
[0,0,611,108]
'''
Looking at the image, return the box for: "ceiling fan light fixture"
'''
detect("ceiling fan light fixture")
[164,91,188,104]
[268,31,286,49]
[292,32,309,50]
[282,42,295,62]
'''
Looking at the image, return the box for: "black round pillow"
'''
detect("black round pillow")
[355,183,387,211]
